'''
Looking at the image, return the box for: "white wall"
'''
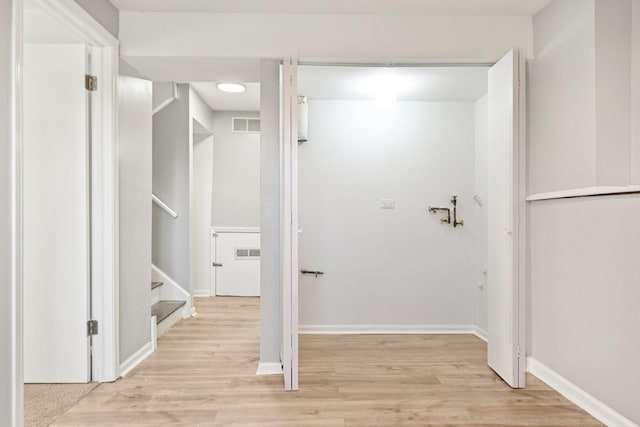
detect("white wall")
[189,87,214,295]
[473,94,489,335]
[189,86,214,131]
[211,111,260,228]
[527,1,640,424]
[192,134,213,295]
[299,100,481,329]
[119,13,534,62]
[118,72,153,363]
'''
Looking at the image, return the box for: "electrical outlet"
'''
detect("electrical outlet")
[380,199,396,209]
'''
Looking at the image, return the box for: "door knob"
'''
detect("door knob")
[212,262,223,267]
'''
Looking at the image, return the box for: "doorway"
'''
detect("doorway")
[20,0,120,424]
[282,52,526,390]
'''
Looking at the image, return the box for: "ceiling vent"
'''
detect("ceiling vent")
[232,117,260,133]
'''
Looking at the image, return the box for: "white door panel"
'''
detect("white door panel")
[487,49,524,388]
[213,232,261,296]
[24,44,90,383]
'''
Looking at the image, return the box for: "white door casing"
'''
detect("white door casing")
[212,231,261,296]
[23,43,90,383]
[9,2,119,424]
[281,57,299,391]
[487,49,526,388]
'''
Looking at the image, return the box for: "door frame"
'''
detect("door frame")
[11,0,119,422]
[281,53,527,389]
[281,57,299,391]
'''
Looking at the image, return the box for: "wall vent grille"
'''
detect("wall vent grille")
[235,248,260,260]
[232,117,260,133]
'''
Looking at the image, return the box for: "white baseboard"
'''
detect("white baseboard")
[298,324,476,335]
[193,289,211,297]
[256,362,283,376]
[473,326,488,342]
[150,316,157,351]
[526,358,637,427]
[119,341,154,377]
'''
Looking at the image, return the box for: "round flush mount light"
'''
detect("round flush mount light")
[359,74,413,107]
[216,82,246,93]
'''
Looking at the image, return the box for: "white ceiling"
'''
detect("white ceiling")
[111,0,551,16]
[298,66,489,103]
[123,57,261,84]
[191,82,260,112]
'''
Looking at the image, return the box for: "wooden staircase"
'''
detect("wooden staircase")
[151,281,186,337]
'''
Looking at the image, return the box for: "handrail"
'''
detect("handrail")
[152,82,178,115]
[152,194,178,218]
[526,185,640,202]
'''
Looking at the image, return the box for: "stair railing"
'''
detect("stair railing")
[152,193,178,219]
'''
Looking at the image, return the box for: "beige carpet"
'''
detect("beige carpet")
[24,383,100,427]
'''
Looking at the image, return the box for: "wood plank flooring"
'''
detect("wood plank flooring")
[53,297,601,426]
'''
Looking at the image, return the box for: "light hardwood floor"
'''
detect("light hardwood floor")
[53,297,601,426]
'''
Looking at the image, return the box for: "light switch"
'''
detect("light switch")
[380,199,396,209]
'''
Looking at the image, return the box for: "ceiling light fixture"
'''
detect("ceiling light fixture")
[359,74,412,107]
[217,83,246,93]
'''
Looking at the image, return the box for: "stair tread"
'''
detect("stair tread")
[151,281,163,290]
[151,300,186,324]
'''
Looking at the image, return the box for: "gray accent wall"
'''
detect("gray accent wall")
[73,0,119,39]
[118,70,153,363]
[211,111,260,228]
[259,59,281,365]
[0,0,19,424]
[152,84,191,291]
[528,0,640,424]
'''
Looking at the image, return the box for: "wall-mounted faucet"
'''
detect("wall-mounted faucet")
[428,196,464,228]
[428,206,451,224]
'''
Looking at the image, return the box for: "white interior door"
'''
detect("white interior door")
[212,232,261,296]
[282,57,299,391]
[487,49,525,388]
[24,44,91,383]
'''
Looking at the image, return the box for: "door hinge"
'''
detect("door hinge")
[87,320,99,336]
[85,74,98,91]
[516,346,521,359]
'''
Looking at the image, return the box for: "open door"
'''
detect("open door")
[23,44,91,383]
[281,57,299,390]
[487,49,526,388]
